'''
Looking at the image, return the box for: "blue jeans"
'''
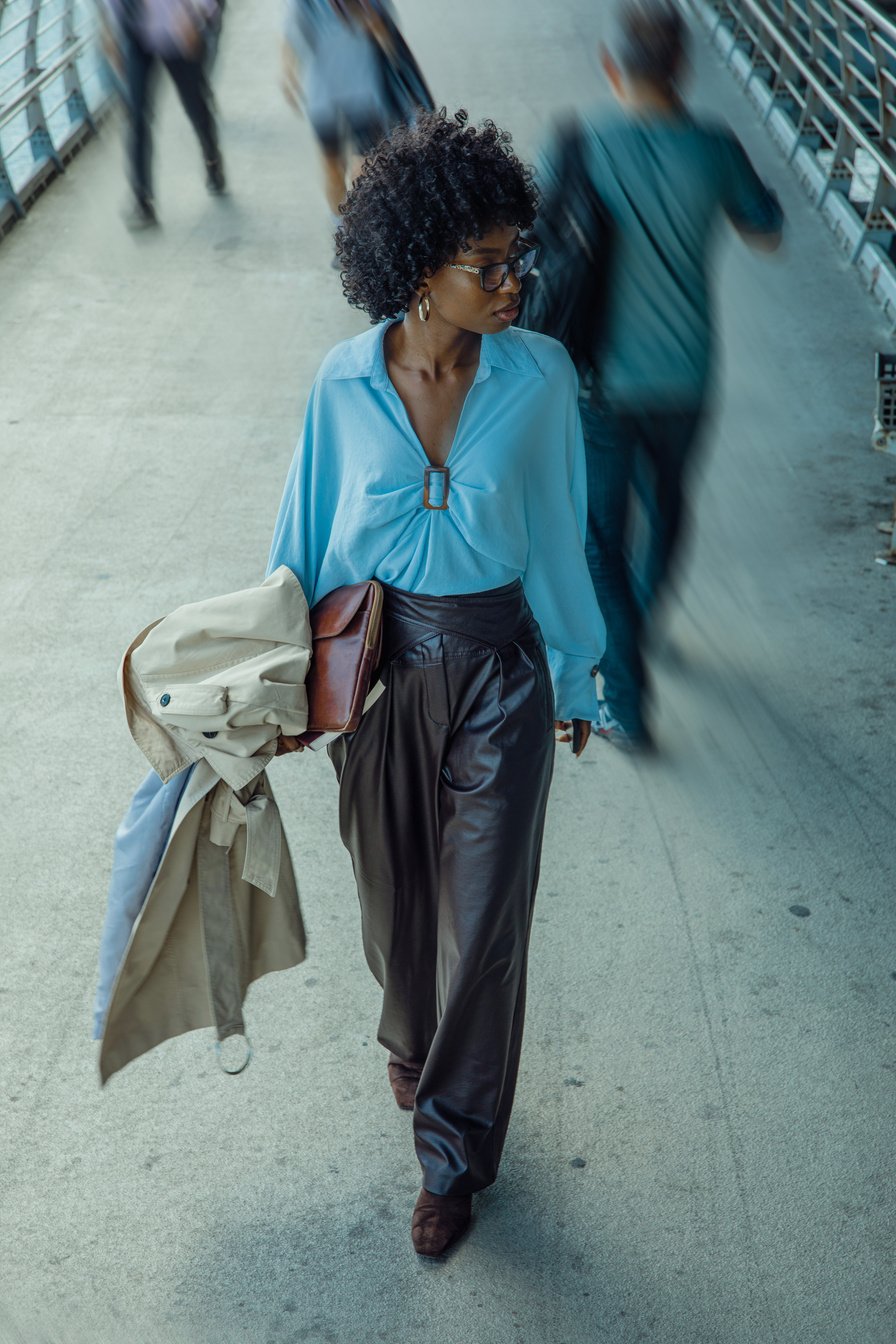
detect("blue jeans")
[579,398,703,735]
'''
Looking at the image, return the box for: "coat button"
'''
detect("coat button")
[590,666,599,678]
[202,731,218,739]
[160,693,171,706]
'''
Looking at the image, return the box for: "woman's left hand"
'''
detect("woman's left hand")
[554,719,591,758]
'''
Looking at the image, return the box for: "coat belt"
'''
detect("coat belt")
[209,780,282,898]
[198,778,283,1072]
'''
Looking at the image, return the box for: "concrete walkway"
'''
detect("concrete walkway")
[1,2,894,1341]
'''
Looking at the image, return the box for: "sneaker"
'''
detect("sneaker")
[592,701,653,755]
[124,198,158,231]
[205,158,226,195]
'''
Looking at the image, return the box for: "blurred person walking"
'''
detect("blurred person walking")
[103,0,226,228]
[537,0,783,751]
[204,0,226,74]
[269,110,603,1257]
[280,0,431,233]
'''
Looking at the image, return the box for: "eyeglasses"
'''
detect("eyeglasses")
[446,243,540,292]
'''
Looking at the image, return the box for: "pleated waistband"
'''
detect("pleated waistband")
[380,579,537,655]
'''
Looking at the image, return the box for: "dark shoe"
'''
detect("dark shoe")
[387,1054,422,1111]
[124,198,158,231]
[205,158,226,194]
[411,1189,472,1258]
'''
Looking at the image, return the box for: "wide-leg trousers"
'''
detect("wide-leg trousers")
[328,581,555,1197]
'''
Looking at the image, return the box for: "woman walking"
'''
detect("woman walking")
[103,0,225,228]
[269,111,605,1256]
[281,0,431,228]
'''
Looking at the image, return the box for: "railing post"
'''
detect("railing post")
[767,0,803,123]
[754,0,777,79]
[791,0,838,159]
[24,0,64,174]
[0,157,26,220]
[703,0,731,39]
[63,0,90,132]
[823,1,865,203]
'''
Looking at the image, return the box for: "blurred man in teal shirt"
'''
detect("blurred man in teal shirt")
[546,0,783,750]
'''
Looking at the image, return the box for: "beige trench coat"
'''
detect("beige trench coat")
[99,567,312,1084]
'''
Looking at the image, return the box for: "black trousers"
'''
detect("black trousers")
[329,581,555,1196]
[125,33,219,206]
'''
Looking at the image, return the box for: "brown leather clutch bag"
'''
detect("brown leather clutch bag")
[301,580,384,738]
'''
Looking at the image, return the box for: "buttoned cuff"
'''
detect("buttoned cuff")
[547,650,599,723]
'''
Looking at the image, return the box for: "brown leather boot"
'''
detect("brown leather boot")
[387,1054,422,1111]
[411,1189,473,1257]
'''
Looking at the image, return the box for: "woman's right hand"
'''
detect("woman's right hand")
[275,735,305,755]
[554,719,591,758]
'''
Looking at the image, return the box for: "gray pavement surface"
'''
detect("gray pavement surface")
[1,2,895,1341]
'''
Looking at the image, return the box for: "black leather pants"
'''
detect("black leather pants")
[328,581,555,1196]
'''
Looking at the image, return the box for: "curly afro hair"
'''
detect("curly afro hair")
[335,109,539,323]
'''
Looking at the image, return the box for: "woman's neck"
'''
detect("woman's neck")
[387,310,481,381]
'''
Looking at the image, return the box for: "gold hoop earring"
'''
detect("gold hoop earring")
[418,293,431,323]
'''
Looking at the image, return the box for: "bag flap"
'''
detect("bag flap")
[311,582,376,640]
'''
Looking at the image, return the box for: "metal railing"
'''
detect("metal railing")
[0,0,113,236]
[685,0,896,257]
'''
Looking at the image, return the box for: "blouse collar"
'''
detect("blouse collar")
[323,318,546,391]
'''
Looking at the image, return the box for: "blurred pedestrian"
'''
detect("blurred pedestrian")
[536,0,783,751]
[97,1,128,102]
[204,0,226,74]
[103,0,226,228]
[269,110,603,1257]
[280,0,432,233]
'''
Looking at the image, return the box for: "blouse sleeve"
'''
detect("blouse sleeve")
[266,379,337,601]
[522,352,606,721]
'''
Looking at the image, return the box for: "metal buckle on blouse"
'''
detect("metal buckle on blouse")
[423,466,450,511]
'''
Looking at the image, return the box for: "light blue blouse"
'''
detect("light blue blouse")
[267,321,605,720]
